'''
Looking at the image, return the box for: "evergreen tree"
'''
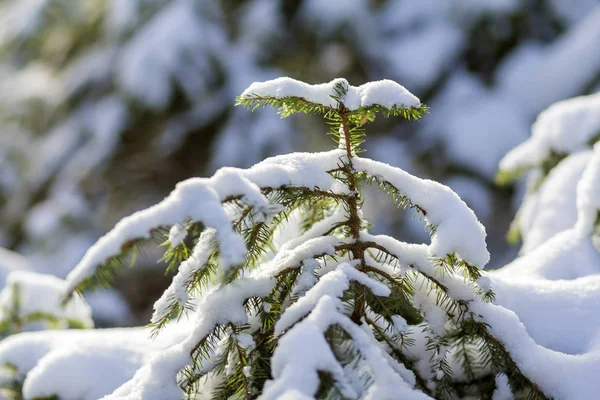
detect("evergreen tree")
[62,77,547,399]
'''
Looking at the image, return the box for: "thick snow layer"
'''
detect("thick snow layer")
[491,274,600,355]
[518,151,592,254]
[497,229,600,282]
[105,276,277,400]
[262,296,358,400]
[492,373,513,400]
[0,323,191,400]
[66,149,349,295]
[0,271,93,330]
[278,212,347,254]
[444,176,492,220]
[493,144,600,310]
[264,295,432,400]
[275,262,389,334]
[167,223,187,247]
[353,156,490,266]
[483,141,600,397]
[240,77,421,110]
[500,92,600,173]
[471,292,600,399]
[152,229,217,324]
[363,233,478,303]
[575,142,600,235]
[104,230,346,399]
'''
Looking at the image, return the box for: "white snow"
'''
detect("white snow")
[575,142,600,235]
[0,322,191,400]
[66,150,350,295]
[104,277,276,400]
[0,0,599,394]
[167,224,187,248]
[517,151,591,254]
[492,373,513,400]
[240,77,421,110]
[275,262,389,335]
[353,156,490,266]
[500,92,600,173]
[475,139,600,398]
[279,212,347,253]
[0,271,93,331]
[6,56,600,400]
[262,296,358,400]
[151,229,217,324]
[490,273,600,355]
[264,295,431,400]
[469,296,600,399]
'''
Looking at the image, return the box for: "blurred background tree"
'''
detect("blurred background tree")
[0,0,598,323]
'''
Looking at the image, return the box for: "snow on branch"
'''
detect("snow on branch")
[360,233,480,302]
[354,157,490,267]
[240,77,421,110]
[498,92,600,185]
[237,77,428,122]
[575,142,600,235]
[264,295,432,400]
[64,150,349,296]
[0,271,93,336]
[275,262,389,334]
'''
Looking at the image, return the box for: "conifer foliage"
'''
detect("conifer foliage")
[64,78,547,399]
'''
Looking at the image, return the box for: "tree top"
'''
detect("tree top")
[236,77,428,123]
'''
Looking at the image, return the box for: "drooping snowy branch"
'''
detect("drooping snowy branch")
[575,143,600,235]
[65,150,350,295]
[353,157,490,267]
[498,92,600,182]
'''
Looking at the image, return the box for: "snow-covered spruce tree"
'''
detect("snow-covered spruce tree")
[64,78,545,399]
